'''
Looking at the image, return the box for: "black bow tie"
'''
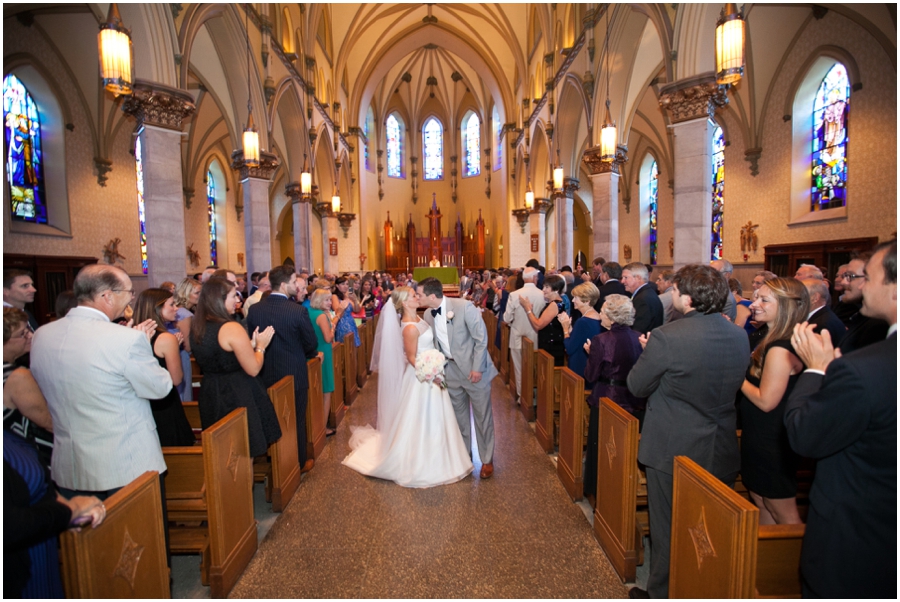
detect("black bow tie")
[431,307,441,317]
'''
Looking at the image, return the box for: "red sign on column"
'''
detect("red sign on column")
[530,234,539,253]
[329,238,338,256]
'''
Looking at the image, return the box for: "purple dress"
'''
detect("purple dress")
[584,324,646,413]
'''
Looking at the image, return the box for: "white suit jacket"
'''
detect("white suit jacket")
[31,306,172,491]
[503,283,546,350]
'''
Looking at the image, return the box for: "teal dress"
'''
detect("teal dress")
[309,308,335,394]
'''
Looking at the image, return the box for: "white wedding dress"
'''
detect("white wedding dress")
[342,319,474,488]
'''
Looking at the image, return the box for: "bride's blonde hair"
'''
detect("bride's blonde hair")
[391,286,413,314]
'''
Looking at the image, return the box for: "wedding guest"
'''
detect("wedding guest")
[172,278,201,401]
[133,289,195,447]
[520,274,567,366]
[54,290,78,319]
[159,281,176,294]
[558,282,602,379]
[308,289,337,434]
[729,278,754,333]
[333,277,361,348]
[739,277,808,524]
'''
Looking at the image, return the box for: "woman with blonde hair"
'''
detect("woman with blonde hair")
[342,286,473,487]
[308,289,336,435]
[739,277,809,525]
[172,277,201,401]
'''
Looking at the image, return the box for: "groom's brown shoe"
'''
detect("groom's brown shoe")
[480,463,493,479]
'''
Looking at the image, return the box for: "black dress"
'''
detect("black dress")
[191,322,282,457]
[739,339,801,498]
[537,299,566,367]
[148,333,195,447]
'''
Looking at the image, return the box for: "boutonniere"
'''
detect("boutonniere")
[446,310,455,321]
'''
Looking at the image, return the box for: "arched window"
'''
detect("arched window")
[207,170,218,266]
[4,74,47,224]
[492,105,502,171]
[648,161,658,265]
[134,137,148,275]
[386,113,403,178]
[422,117,443,180]
[812,63,849,211]
[462,111,480,177]
[364,106,374,172]
[711,126,725,261]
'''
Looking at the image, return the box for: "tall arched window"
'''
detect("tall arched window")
[711,126,725,260]
[4,74,47,224]
[364,106,374,172]
[492,105,502,171]
[462,111,480,177]
[207,170,218,266]
[422,116,443,180]
[135,137,148,274]
[386,113,403,178]
[812,63,849,211]
[648,161,658,265]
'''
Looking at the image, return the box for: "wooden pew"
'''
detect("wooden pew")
[306,356,327,460]
[264,376,301,512]
[534,349,560,452]
[329,340,346,429]
[343,331,359,404]
[183,400,202,442]
[60,471,169,598]
[356,322,368,388]
[163,408,256,598]
[556,367,585,501]
[593,398,642,583]
[519,336,535,422]
[500,322,511,386]
[669,456,805,598]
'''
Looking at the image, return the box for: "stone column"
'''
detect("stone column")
[529,198,552,266]
[554,177,580,269]
[658,74,728,268]
[121,80,195,286]
[285,182,312,271]
[314,202,340,274]
[583,147,627,263]
[231,150,279,277]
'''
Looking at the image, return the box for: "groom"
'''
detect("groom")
[419,277,498,478]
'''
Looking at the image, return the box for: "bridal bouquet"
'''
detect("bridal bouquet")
[415,349,447,389]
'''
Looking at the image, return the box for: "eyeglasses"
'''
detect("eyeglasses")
[111,288,135,296]
[8,329,32,340]
[839,273,865,282]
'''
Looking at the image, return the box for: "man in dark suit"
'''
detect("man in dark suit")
[622,262,664,335]
[801,278,846,346]
[835,256,889,353]
[590,256,606,289]
[594,261,626,312]
[785,240,896,599]
[246,265,320,473]
[626,264,750,599]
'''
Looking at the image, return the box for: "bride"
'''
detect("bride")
[342,286,474,488]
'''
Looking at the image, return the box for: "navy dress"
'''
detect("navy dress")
[191,322,282,457]
[4,429,68,599]
[563,316,603,379]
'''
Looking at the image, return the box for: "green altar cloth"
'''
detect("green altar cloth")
[413,267,459,285]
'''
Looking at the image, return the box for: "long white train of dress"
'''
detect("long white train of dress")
[342,320,474,488]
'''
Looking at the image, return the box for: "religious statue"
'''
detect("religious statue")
[740,221,759,253]
[102,238,126,265]
[623,244,632,261]
[668,237,674,259]
[429,255,441,267]
[186,243,200,268]
[359,253,367,271]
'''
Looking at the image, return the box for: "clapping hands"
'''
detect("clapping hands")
[791,322,840,372]
[251,325,275,351]
[131,318,157,341]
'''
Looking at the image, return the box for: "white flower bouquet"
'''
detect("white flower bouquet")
[415,349,447,389]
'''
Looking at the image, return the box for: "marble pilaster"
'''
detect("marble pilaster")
[231,150,279,276]
[285,182,312,271]
[583,147,627,263]
[554,177,579,269]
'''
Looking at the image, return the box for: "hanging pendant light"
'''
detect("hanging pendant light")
[525,180,535,210]
[600,5,617,162]
[715,3,745,85]
[242,7,260,168]
[98,3,133,96]
[553,148,565,191]
[332,160,341,213]
[300,153,312,198]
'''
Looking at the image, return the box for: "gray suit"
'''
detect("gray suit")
[503,282,545,399]
[627,310,750,598]
[424,296,498,464]
[31,306,172,491]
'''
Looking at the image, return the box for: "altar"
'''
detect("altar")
[383,194,485,276]
[413,267,458,285]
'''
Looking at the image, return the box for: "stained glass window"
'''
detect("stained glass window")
[464,113,481,177]
[649,161,658,265]
[207,170,218,267]
[493,106,501,171]
[364,107,373,172]
[135,137,148,274]
[812,63,849,211]
[386,113,402,178]
[711,126,725,261]
[3,74,47,224]
[423,117,442,180]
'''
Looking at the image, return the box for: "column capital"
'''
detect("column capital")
[563,176,580,198]
[511,208,530,233]
[658,73,728,124]
[231,149,280,181]
[533,197,553,214]
[121,79,195,130]
[582,145,628,175]
[285,181,307,204]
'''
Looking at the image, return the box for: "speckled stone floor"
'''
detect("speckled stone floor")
[176,373,636,598]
